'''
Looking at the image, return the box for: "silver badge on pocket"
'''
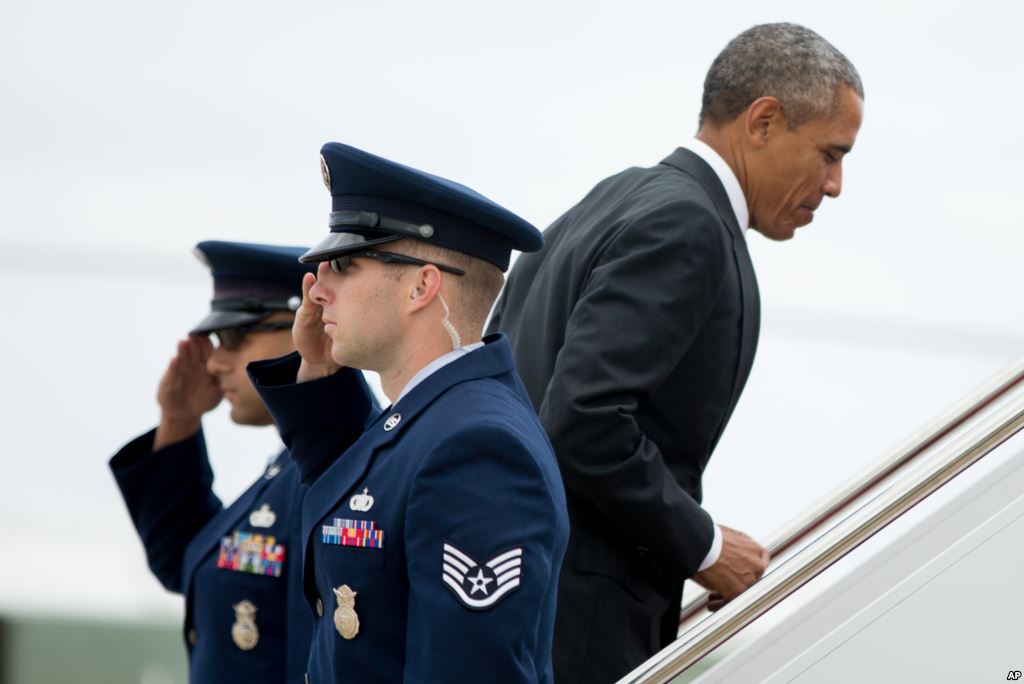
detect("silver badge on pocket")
[349,488,375,512]
[249,504,277,528]
[333,585,360,640]
[231,600,259,651]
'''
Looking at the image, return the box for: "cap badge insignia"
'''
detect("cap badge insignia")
[349,488,375,512]
[333,585,360,640]
[383,413,401,431]
[442,542,523,610]
[320,154,332,191]
[231,600,259,651]
[249,503,277,528]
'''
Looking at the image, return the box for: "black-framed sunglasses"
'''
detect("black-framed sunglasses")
[328,249,465,276]
[209,321,293,351]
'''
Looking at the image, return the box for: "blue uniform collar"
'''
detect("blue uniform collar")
[379,334,512,431]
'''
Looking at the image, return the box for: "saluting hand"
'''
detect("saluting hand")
[295,272,341,382]
[154,335,223,450]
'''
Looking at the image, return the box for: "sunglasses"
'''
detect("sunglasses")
[209,321,293,350]
[328,249,465,276]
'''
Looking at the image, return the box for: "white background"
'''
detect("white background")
[1,0,1022,620]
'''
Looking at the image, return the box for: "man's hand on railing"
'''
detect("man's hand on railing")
[692,525,770,610]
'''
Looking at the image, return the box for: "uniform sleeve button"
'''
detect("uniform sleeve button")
[316,598,324,617]
[187,628,197,645]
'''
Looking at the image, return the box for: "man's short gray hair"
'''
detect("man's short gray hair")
[699,23,863,129]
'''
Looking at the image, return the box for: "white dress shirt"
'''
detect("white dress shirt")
[683,137,750,234]
[681,138,751,571]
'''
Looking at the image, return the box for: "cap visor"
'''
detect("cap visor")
[189,310,269,335]
[299,231,401,263]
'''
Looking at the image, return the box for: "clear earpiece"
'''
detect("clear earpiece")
[438,293,461,350]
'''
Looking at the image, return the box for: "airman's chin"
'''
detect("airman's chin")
[330,344,350,369]
[230,404,274,427]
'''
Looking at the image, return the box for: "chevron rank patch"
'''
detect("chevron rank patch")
[217,531,285,577]
[442,542,522,610]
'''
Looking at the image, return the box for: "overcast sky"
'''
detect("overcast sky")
[2,0,1022,619]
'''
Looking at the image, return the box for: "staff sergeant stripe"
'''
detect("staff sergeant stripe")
[441,541,524,610]
[442,563,465,582]
[443,543,476,567]
[443,553,470,574]
[494,567,521,585]
[442,575,521,609]
[491,559,520,576]
[486,547,523,567]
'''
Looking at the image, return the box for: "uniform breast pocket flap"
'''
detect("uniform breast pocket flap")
[320,517,386,569]
[321,544,386,570]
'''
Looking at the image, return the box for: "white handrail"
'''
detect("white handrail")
[678,356,1024,624]
[625,363,1024,683]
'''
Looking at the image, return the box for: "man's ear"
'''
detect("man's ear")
[744,96,785,148]
[406,265,442,313]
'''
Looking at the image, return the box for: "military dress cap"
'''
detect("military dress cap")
[302,142,543,271]
[190,241,315,334]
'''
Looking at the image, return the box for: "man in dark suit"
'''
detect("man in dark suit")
[487,23,865,682]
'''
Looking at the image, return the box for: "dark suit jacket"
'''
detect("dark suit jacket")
[487,147,760,680]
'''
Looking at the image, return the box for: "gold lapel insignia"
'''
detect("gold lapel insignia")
[231,600,259,651]
[333,585,360,640]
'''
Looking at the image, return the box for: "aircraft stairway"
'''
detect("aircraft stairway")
[622,359,1024,683]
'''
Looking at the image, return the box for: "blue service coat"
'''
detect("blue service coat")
[250,335,569,683]
[110,369,373,684]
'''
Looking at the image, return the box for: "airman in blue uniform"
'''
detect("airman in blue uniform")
[248,143,570,683]
[110,241,374,684]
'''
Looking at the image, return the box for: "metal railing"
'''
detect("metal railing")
[623,357,1024,683]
